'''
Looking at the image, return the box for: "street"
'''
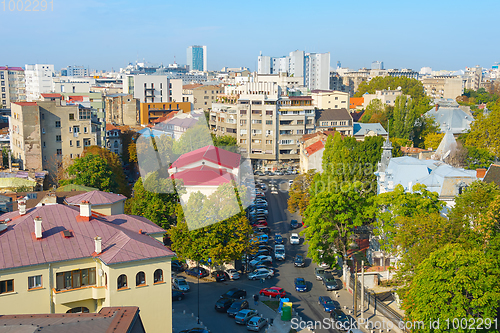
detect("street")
[173,175,345,333]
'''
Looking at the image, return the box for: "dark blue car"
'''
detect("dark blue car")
[274,233,283,244]
[318,296,337,312]
[294,277,307,292]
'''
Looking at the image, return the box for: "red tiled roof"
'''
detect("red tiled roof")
[41,93,62,98]
[305,140,324,156]
[170,145,240,170]
[171,165,234,186]
[12,102,37,106]
[350,97,364,109]
[68,96,84,102]
[0,204,172,269]
[64,190,127,206]
[0,66,24,71]
[183,83,203,90]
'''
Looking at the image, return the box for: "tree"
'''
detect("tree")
[173,120,212,155]
[287,169,316,216]
[355,76,427,102]
[464,100,500,157]
[359,99,389,128]
[303,182,368,268]
[83,146,130,196]
[402,243,500,333]
[424,133,444,150]
[61,153,119,193]
[463,145,496,170]
[128,142,138,163]
[211,134,238,152]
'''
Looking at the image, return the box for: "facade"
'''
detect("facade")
[298,130,337,174]
[387,68,419,80]
[139,102,191,125]
[0,195,173,333]
[304,52,331,91]
[422,76,464,99]
[329,72,351,94]
[187,45,207,72]
[181,83,203,103]
[0,66,26,108]
[104,94,140,126]
[10,99,101,177]
[315,108,353,135]
[52,77,92,94]
[152,111,202,140]
[310,90,349,110]
[193,84,222,110]
[25,64,55,102]
[105,124,123,155]
[362,89,404,108]
[371,61,384,70]
[66,65,89,77]
[124,75,183,104]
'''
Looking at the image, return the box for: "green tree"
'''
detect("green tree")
[359,99,389,128]
[464,100,500,156]
[424,132,444,150]
[128,142,138,163]
[287,169,316,216]
[303,182,368,268]
[173,121,212,155]
[403,243,500,333]
[463,146,496,170]
[61,153,119,193]
[211,134,239,153]
[355,76,427,102]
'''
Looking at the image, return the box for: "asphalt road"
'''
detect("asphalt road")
[173,175,344,333]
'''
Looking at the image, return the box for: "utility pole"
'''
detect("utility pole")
[353,258,358,319]
[361,260,365,321]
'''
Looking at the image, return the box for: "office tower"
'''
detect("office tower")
[187,45,207,71]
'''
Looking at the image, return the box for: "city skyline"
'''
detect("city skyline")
[1,0,499,72]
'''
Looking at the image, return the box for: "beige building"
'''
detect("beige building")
[315,108,354,135]
[298,130,337,174]
[0,193,173,333]
[310,90,349,110]
[422,76,464,100]
[193,84,222,110]
[104,93,140,126]
[362,89,404,108]
[181,83,203,103]
[9,99,101,179]
[0,66,26,108]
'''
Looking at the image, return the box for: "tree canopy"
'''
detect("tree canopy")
[287,169,316,216]
[464,99,500,157]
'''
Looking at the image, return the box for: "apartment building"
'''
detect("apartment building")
[181,83,203,103]
[193,84,222,110]
[362,89,404,108]
[310,90,349,110]
[105,124,122,155]
[123,75,183,104]
[25,64,55,101]
[277,96,316,163]
[9,99,101,177]
[422,76,464,99]
[315,108,354,135]
[0,66,26,108]
[139,102,191,125]
[104,93,140,126]
[0,192,173,333]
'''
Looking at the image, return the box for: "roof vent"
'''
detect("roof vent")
[62,230,72,238]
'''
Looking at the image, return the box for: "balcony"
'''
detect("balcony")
[52,286,106,305]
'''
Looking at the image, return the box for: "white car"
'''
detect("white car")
[249,255,272,266]
[290,233,300,245]
[225,269,241,280]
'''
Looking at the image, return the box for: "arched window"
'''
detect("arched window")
[66,307,89,313]
[117,274,127,289]
[136,271,146,286]
[154,269,163,283]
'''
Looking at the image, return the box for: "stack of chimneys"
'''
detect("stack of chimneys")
[34,216,42,239]
[80,200,92,221]
[18,198,26,216]
[94,236,102,254]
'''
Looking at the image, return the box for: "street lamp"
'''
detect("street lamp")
[197,258,200,324]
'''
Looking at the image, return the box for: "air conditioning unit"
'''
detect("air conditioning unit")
[253,133,256,136]
[240,133,243,136]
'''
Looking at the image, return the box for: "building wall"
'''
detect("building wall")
[125,75,182,104]
[311,91,349,109]
[139,102,191,125]
[25,64,55,102]
[305,52,330,91]
[86,201,125,216]
[104,94,140,126]
[0,68,26,108]
[362,90,403,108]
[422,77,464,100]
[10,103,43,170]
[193,85,221,111]
[277,104,315,162]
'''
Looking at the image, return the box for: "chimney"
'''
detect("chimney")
[476,168,487,179]
[94,236,102,254]
[138,229,143,235]
[34,216,42,239]
[80,200,91,221]
[18,198,26,215]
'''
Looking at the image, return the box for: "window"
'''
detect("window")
[266,120,273,125]
[240,139,247,144]
[55,121,61,128]
[335,97,338,100]
[117,274,127,289]
[266,140,273,144]
[84,127,88,133]
[240,129,247,135]
[28,275,42,289]
[297,130,304,135]
[56,149,62,155]
[240,110,247,115]
[252,139,261,144]
[154,269,163,283]
[266,110,273,115]
[321,121,328,126]
[240,120,247,125]
[76,141,80,147]
[252,119,262,124]
[251,110,261,115]
[43,142,46,148]
[67,307,89,313]
[297,120,304,125]
[84,139,91,146]
[70,140,73,146]
[266,130,272,135]
[69,114,74,120]
[55,268,95,291]
[56,135,61,142]
[0,279,14,294]
[40,112,44,119]
[136,272,146,286]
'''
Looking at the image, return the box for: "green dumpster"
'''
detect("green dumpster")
[281,303,292,321]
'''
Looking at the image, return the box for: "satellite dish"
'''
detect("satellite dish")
[443,150,451,160]
[397,86,402,90]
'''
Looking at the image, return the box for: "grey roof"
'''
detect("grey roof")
[425,105,473,134]
[353,122,387,136]
[483,164,500,187]
[316,108,352,122]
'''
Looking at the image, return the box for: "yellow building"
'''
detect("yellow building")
[0,192,173,333]
[139,101,191,125]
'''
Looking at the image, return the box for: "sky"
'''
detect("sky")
[1,0,499,73]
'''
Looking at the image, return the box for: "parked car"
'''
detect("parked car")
[254,265,274,273]
[247,316,269,331]
[270,186,279,194]
[250,255,272,267]
[227,299,249,317]
[259,287,286,298]
[290,219,300,229]
[255,233,269,244]
[211,270,229,282]
[235,309,258,325]
[264,171,273,176]
[274,233,283,244]
[322,275,339,291]
[173,277,190,291]
[225,269,240,280]
[253,226,270,234]
[274,245,285,261]
[250,219,268,226]
[314,267,326,280]
[294,277,307,292]
[259,245,273,252]
[258,183,268,191]
[185,267,209,278]
[215,297,234,312]
[252,259,273,268]
[330,309,351,330]
[288,179,294,186]
[179,329,210,333]
[172,289,185,301]
[290,233,300,245]
[294,254,305,267]
[255,249,271,257]
[318,296,337,312]
[171,260,188,272]
[248,268,274,280]
[220,288,247,300]
[274,170,283,176]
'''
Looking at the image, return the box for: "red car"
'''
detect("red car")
[253,220,267,226]
[259,287,286,298]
